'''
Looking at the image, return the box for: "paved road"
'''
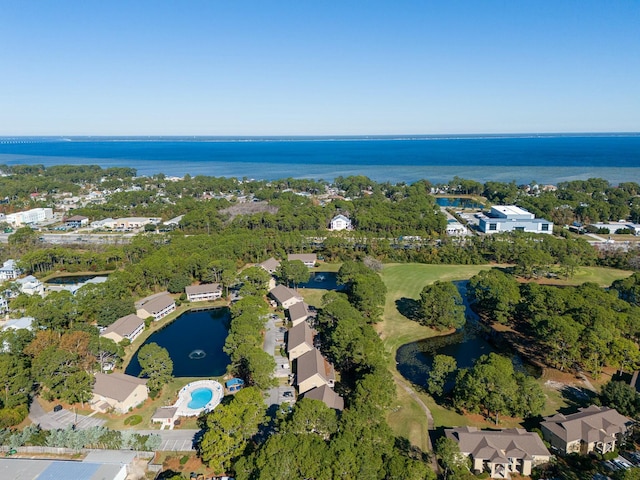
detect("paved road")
[263,317,276,355]
[29,401,106,430]
[137,429,199,452]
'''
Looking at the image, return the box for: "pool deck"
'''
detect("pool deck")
[174,380,224,417]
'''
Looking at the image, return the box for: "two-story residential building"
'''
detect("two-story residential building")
[287,321,314,361]
[269,285,303,309]
[296,348,335,394]
[287,301,309,327]
[100,314,145,344]
[14,275,44,296]
[287,253,317,268]
[259,257,281,275]
[541,405,632,455]
[185,283,223,302]
[445,427,551,478]
[329,214,352,231]
[304,385,344,411]
[0,259,21,280]
[135,293,176,321]
[478,206,553,234]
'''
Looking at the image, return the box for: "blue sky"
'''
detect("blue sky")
[1,1,639,135]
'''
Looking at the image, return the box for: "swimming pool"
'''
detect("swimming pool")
[188,388,213,409]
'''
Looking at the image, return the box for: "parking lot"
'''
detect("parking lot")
[32,407,106,431]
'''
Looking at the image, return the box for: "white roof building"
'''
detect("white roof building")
[478,205,553,235]
[329,214,352,231]
[0,259,21,280]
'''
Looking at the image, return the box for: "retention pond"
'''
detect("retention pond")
[396,281,540,392]
[126,308,231,378]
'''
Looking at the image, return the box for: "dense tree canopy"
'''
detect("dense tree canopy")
[419,281,465,330]
[137,343,173,396]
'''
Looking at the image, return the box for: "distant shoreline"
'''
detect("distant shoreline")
[1,134,639,185]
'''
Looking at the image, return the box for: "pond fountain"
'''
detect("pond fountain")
[126,308,230,378]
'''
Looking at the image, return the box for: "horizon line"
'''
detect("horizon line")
[0,131,639,139]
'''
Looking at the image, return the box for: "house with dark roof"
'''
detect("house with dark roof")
[541,405,632,455]
[135,293,176,321]
[445,427,551,478]
[91,372,148,413]
[64,215,89,228]
[304,385,344,411]
[287,321,314,360]
[185,283,222,302]
[296,348,335,394]
[269,284,303,309]
[100,314,145,344]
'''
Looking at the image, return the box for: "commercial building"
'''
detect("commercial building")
[478,206,553,234]
[5,207,54,226]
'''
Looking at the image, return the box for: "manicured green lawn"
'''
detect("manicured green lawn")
[539,266,632,287]
[379,264,493,447]
[379,263,633,446]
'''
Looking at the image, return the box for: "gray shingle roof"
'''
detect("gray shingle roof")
[541,405,631,443]
[101,314,144,338]
[287,321,313,351]
[303,385,344,411]
[93,372,147,402]
[446,427,550,461]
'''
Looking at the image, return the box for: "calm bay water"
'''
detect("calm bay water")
[1,134,639,185]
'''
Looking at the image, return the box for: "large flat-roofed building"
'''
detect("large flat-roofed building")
[0,458,127,480]
[478,205,553,234]
[5,207,54,226]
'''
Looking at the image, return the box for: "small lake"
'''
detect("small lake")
[46,273,109,284]
[125,308,231,378]
[298,271,341,290]
[435,197,485,209]
[396,281,539,392]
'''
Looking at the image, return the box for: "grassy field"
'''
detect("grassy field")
[378,264,493,447]
[535,266,632,287]
[377,263,633,448]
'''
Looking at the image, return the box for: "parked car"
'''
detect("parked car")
[53,405,63,412]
